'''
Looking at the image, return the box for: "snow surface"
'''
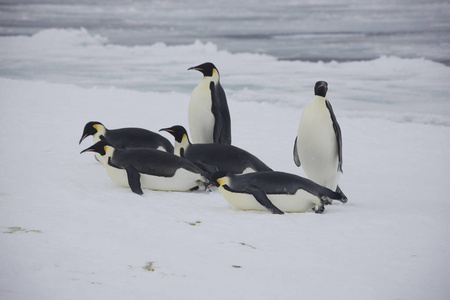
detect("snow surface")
[0,75,449,299]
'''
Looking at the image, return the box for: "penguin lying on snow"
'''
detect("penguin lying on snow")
[80,141,209,195]
[79,121,174,163]
[160,125,272,175]
[293,81,347,201]
[188,62,231,144]
[210,171,347,214]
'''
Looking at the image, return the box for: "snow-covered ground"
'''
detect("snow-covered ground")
[1,6,450,296]
[0,71,449,299]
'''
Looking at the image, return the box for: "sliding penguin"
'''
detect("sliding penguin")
[188,62,231,144]
[293,81,346,200]
[160,125,272,174]
[210,171,347,214]
[80,141,209,195]
[79,121,174,163]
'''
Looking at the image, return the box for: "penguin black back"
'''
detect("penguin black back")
[160,125,272,174]
[79,121,174,153]
[218,171,344,200]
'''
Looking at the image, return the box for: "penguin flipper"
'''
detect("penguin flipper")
[244,185,284,215]
[293,136,301,167]
[209,82,223,144]
[125,166,143,195]
[217,83,232,144]
[325,100,343,173]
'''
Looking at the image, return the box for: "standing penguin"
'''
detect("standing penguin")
[188,62,231,144]
[293,81,346,200]
[160,125,272,175]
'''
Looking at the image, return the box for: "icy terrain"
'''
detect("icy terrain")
[0,69,449,299]
[0,6,450,299]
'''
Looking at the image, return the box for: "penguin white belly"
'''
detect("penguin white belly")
[219,187,321,213]
[104,164,129,187]
[140,169,204,192]
[241,167,257,175]
[188,80,215,143]
[297,102,340,190]
[104,164,203,192]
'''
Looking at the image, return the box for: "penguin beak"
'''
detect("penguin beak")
[80,146,95,154]
[159,128,173,133]
[207,182,218,189]
[188,66,202,71]
[79,134,88,144]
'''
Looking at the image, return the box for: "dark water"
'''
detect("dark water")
[1,0,450,64]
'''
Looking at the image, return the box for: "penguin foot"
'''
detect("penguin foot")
[313,198,326,214]
[313,205,325,214]
[322,196,332,205]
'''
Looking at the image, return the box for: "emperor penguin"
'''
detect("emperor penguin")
[210,171,347,214]
[79,121,174,163]
[80,140,209,195]
[159,125,272,175]
[293,81,346,200]
[188,62,231,144]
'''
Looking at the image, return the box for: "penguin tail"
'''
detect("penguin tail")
[336,185,347,203]
[193,161,218,176]
[192,161,219,190]
[194,166,215,192]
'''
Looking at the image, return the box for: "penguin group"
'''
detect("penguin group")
[79,62,347,215]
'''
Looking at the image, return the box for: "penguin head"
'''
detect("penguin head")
[79,121,105,144]
[209,171,229,187]
[80,140,113,156]
[188,62,219,77]
[314,81,328,97]
[159,125,190,144]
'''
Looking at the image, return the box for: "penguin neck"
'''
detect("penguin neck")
[217,174,232,187]
[174,134,191,157]
[97,146,114,167]
[93,125,107,142]
[312,95,327,105]
[200,69,220,86]
[103,146,115,166]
